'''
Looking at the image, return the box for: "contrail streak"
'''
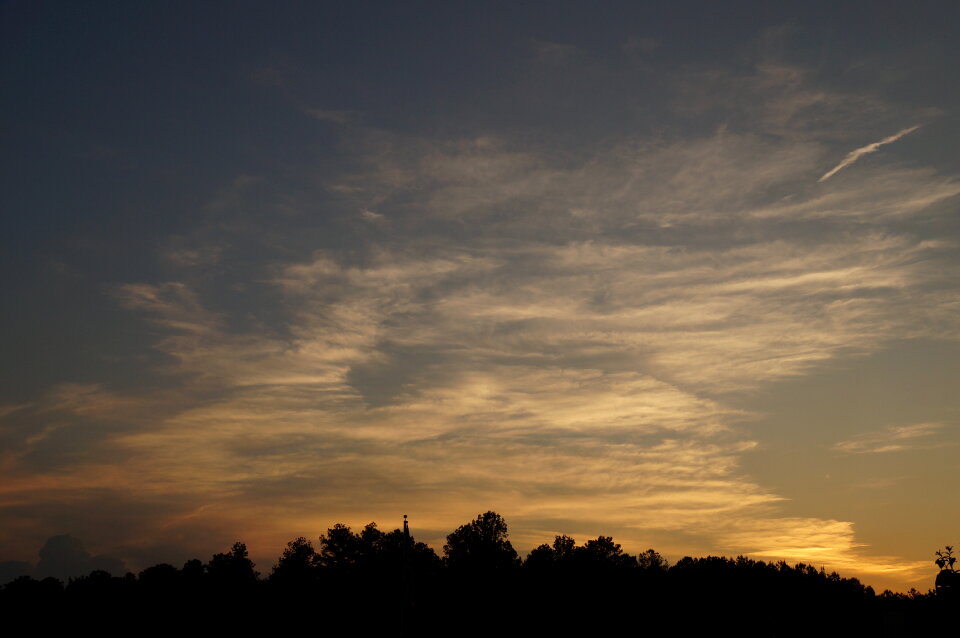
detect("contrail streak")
[818,125,920,182]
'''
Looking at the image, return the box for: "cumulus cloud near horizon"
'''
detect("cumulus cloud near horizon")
[0,535,127,583]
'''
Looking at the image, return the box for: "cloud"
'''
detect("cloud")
[64,215,955,585]
[341,126,956,232]
[531,40,583,62]
[832,422,945,454]
[715,517,931,585]
[5,46,959,593]
[36,534,126,580]
[115,282,221,336]
[8,123,959,585]
[305,108,355,125]
[818,126,921,182]
[360,209,385,223]
[622,36,659,61]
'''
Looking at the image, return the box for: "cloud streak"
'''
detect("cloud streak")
[818,126,920,182]
[832,422,946,454]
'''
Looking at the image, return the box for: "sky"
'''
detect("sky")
[1,0,959,592]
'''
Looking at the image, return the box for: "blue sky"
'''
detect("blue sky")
[2,1,958,591]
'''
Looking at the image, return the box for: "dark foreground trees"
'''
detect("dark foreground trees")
[317,521,441,573]
[207,541,258,586]
[2,515,957,637]
[270,536,318,586]
[443,511,520,570]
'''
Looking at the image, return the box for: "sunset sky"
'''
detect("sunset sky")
[2,1,958,592]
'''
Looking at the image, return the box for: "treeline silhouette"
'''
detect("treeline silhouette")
[2,512,956,636]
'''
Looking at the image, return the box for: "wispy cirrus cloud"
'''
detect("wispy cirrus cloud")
[832,422,946,454]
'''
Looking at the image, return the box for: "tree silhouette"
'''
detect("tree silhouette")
[271,537,319,585]
[318,524,363,570]
[637,548,668,571]
[3,517,955,635]
[138,563,180,591]
[364,523,440,572]
[207,542,258,585]
[552,534,576,562]
[574,535,637,569]
[524,535,577,568]
[526,534,641,571]
[316,522,439,573]
[444,511,520,570]
[524,543,556,568]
